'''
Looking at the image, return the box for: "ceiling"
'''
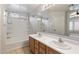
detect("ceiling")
[6,4,40,13]
[47,4,69,12]
[5,4,69,17]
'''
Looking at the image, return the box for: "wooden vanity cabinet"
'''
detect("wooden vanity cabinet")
[29,36,60,54]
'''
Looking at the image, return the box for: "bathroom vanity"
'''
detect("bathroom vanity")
[29,36,60,54]
[29,33,79,54]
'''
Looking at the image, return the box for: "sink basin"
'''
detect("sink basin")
[52,41,71,50]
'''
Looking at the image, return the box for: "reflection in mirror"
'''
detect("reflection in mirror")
[68,4,79,39]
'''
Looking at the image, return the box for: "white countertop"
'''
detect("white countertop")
[29,33,79,54]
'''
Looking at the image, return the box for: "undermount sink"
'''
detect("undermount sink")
[52,40,71,50]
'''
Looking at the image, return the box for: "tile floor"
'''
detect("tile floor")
[6,47,32,54]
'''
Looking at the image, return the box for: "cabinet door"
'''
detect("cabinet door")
[35,40,39,54]
[39,47,46,54]
[29,36,35,53]
[46,47,60,54]
[35,48,38,54]
[35,40,39,49]
[39,42,46,54]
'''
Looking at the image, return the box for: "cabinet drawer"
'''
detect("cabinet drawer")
[35,40,39,44]
[35,40,39,49]
[35,48,39,54]
[35,44,39,49]
[39,47,46,54]
[39,42,46,50]
[46,47,60,54]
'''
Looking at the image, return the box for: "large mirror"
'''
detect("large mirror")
[67,4,79,38]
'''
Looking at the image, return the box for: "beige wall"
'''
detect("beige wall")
[0,5,7,53]
[0,5,2,53]
[0,5,4,53]
[48,11,66,35]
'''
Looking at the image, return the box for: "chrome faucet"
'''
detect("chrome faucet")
[38,32,41,37]
[58,38,63,43]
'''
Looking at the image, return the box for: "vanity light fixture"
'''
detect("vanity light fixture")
[76,10,79,15]
[69,4,79,18]
[70,11,79,18]
[41,4,55,11]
